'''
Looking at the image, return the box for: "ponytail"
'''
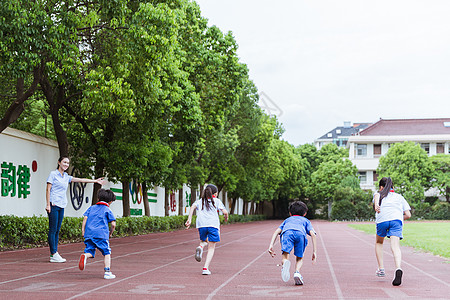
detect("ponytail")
[201,184,218,210]
[378,177,393,206]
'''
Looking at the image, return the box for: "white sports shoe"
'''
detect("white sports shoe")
[195,246,203,262]
[281,260,291,282]
[104,271,116,279]
[50,252,66,263]
[202,268,211,275]
[294,272,304,285]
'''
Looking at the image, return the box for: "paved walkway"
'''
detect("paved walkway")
[0,220,448,299]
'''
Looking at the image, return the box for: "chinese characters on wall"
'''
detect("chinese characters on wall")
[1,162,31,199]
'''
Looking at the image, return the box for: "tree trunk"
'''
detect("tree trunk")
[0,66,41,133]
[251,201,255,215]
[164,188,169,216]
[91,159,105,205]
[143,182,150,216]
[191,187,196,204]
[41,78,70,157]
[122,180,130,217]
[178,188,183,216]
[230,197,237,215]
[243,201,247,216]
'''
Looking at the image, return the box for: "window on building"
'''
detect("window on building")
[373,172,378,184]
[336,129,341,134]
[437,143,445,154]
[374,144,382,157]
[358,171,367,184]
[421,143,430,154]
[327,133,332,137]
[356,144,367,157]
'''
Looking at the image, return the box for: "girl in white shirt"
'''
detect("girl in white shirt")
[185,184,229,275]
[373,177,411,286]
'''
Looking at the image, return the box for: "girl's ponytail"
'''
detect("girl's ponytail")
[378,177,393,206]
[201,184,218,210]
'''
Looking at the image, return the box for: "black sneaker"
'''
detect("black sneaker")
[392,269,403,286]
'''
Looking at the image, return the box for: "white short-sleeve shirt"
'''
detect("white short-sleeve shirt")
[194,198,225,229]
[373,191,411,224]
[46,170,73,208]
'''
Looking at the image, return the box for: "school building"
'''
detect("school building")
[316,118,450,193]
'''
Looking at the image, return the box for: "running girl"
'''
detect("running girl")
[185,184,229,275]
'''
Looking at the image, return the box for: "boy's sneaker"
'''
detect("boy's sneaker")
[104,271,116,280]
[281,260,291,282]
[50,252,66,263]
[294,272,304,285]
[202,268,211,275]
[78,254,88,270]
[392,268,403,286]
[195,246,203,262]
[376,268,385,277]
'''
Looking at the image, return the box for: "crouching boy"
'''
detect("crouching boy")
[268,201,317,285]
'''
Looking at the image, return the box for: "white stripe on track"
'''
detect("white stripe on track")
[345,228,450,288]
[66,227,271,299]
[206,250,267,300]
[0,224,259,267]
[316,226,345,300]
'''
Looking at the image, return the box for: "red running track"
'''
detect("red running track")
[0,220,449,299]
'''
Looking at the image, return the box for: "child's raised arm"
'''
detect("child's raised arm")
[310,230,317,263]
[268,228,282,257]
[373,193,381,213]
[185,202,198,229]
[81,216,88,237]
[109,220,116,237]
[221,208,229,223]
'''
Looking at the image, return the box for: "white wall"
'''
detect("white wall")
[0,128,238,217]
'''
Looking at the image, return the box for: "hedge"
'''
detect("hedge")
[0,214,266,250]
[330,200,450,221]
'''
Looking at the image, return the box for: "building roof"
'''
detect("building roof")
[358,118,450,136]
[317,122,371,140]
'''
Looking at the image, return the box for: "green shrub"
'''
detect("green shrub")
[330,200,356,221]
[411,201,450,220]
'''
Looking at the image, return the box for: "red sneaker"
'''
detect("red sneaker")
[79,254,87,271]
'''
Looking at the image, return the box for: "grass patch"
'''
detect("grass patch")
[348,221,450,259]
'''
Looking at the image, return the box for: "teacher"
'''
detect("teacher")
[46,156,104,263]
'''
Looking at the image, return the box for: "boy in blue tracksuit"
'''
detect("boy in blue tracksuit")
[268,201,317,285]
[78,188,116,279]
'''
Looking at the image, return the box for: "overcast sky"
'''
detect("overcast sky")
[195,0,450,146]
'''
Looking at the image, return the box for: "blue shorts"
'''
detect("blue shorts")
[84,238,111,257]
[198,227,220,242]
[280,230,308,258]
[376,220,403,239]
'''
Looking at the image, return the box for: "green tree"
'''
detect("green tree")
[377,142,433,204]
[429,154,450,202]
[309,159,358,217]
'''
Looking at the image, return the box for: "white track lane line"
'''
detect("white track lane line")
[316,226,345,300]
[0,223,260,266]
[345,228,450,288]
[206,250,267,300]
[0,224,263,285]
[66,227,272,300]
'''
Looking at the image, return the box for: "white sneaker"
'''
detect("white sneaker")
[50,252,66,263]
[294,272,304,285]
[202,268,211,275]
[195,246,203,262]
[281,260,291,282]
[104,271,116,279]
